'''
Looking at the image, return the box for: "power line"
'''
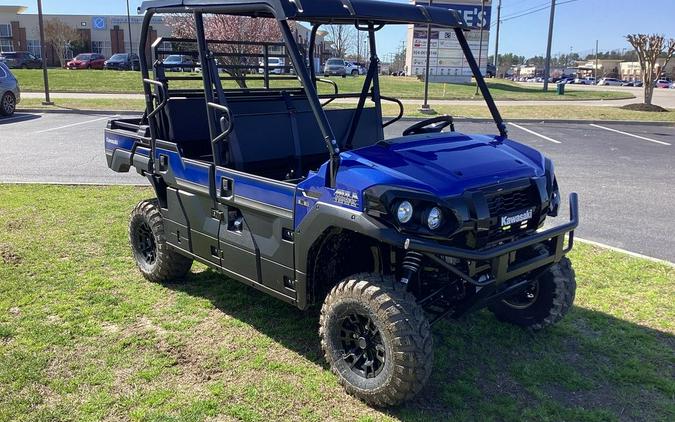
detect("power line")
[501,0,580,22]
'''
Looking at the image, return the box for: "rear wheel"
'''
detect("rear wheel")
[320,273,433,406]
[1,92,16,116]
[489,257,576,331]
[351,69,359,76]
[129,199,193,283]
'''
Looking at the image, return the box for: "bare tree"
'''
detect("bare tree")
[44,19,78,67]
[166,14,281,88]
[324,25,355,59]
[626,34,675,105]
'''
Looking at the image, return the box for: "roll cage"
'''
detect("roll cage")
[137,0,507,187]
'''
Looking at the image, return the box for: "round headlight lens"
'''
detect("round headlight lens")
[396,200,413,223]
[427,207,443,230]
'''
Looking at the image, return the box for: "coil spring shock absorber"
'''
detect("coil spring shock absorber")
[400,251,423,285]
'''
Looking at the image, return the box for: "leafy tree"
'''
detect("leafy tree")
[44,19,78,67]
[626,33,675,105]
[165,14,282,88]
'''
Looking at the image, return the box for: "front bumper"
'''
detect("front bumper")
[404,193,578,285]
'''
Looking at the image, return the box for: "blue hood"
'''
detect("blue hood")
[335,132,547,197]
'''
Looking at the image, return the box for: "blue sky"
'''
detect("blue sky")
[3,0,674,58]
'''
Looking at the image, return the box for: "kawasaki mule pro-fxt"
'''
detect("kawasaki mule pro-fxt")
[104,0,579,406]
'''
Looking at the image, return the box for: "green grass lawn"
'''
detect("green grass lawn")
[13,69,634,101]
[0,185,673,422]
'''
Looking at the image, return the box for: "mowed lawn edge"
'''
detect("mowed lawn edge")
[11,69,634,101]
[0,185,673,422]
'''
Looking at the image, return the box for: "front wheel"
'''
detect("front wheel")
[1,92,16,116]
[129,199,193,283]
[489,257,576,331]
[320,273,433,406]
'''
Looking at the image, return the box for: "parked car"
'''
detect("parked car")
[345,61,365,75]
[655,79,672,88]
[574,77,595,85]
[162,54,196,72]
[104,53,140,70]
[258,57,286,74]
[597,77,622,86]
[66,53,106,70]
[559,77,575,84]
[323,58,347,76]
[0,62,20,116]
[596,78,621,86]
[0,51,42,69]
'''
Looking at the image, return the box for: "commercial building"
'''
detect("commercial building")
[0,4,334,67]
[0,5,172,66]
[405,0,491,83]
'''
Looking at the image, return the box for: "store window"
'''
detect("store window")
[0,38,13,53]
[0,23,11,38]
[27,40,41,57]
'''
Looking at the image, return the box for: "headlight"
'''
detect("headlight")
[427,207,443,230]
[396,200,413,223]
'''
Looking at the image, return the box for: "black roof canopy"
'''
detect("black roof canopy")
[138,0,468,28]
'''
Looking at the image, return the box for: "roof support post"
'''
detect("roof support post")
[453,27,507,138]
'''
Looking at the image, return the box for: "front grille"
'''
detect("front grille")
[483,185,539,245]
[486,188,533,216]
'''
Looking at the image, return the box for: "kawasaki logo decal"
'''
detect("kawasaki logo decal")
[501,208,534,227]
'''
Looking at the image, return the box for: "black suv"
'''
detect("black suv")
[0,51,43,69]
[104,53,140,70]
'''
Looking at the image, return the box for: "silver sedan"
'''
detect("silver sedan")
[0,62,20,116]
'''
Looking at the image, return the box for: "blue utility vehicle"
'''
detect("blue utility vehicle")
[105,0,578,405]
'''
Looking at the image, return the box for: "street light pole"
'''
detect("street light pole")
[420,0,434,114]
[126,0,133,56]
[543,0,556,92]
[493,0,501,73]
[36,0,52,105]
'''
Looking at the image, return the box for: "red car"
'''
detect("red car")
[66,53,106,70]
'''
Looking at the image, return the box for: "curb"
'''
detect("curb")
[15,107,675,126]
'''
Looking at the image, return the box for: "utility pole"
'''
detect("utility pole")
[37,0,52,105]
[126,0,133,57]
[595,40,598,82]
[420,0,434,113]
[475,0,485,96]
[356,29,360,64]
[493,0,501,74]
[542,0,556,92]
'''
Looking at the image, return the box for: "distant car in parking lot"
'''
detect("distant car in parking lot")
[0,62,20,116]
[66,53,106,70]
[257,57,286,74]
[323,58,348,76]
[0,51,42,69]
[655,79,672,88]
[345,61,365,75]
[597,77,622,86]
[104,53,140,71]
[574,77,595,85]
[162,54,196,72]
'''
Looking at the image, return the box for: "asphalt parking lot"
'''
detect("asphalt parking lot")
[1,111,673,261]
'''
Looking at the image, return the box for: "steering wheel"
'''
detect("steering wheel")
[402,115,454,136]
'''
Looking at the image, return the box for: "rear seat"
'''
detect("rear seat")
[161,93,384,180]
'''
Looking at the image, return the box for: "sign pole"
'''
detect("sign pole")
[37,0,52,105]
[420,0,435,114]
[475,0,485,96]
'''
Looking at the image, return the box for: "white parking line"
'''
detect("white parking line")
[508,122,562,144]
[34,115,114,134]
[589,123,671,146]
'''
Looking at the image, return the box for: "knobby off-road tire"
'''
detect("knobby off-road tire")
[489,257,576,331]
[320,273,433,406]
[129,199,193,283]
